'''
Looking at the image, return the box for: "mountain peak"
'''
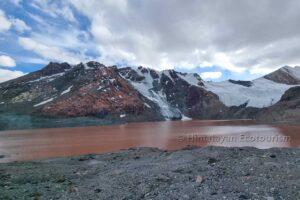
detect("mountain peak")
[85,61,105,69]
[280,65,300,76]
[264,65,300,85]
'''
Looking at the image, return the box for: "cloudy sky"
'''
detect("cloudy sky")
[0,0,300,82]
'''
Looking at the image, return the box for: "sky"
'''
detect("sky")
[1,0,300,83]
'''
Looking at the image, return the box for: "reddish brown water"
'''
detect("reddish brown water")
[0,120,299,163]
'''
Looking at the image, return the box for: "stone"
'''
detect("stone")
[196,175,204,184]
[266,197,275,200]
[156,174,171,182]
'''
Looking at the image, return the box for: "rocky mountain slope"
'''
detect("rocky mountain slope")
[264,66,300,85]
[256,86,300,123]
[0,62,299,129]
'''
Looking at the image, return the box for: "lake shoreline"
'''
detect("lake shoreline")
[1,120,299,163]
[1,111,299,132]
[0,146,299,199]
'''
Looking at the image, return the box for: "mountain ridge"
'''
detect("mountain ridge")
[0,62,299,129]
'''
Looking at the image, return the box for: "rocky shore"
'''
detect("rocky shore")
[0,146,299,200]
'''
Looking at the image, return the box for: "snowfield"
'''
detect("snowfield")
[204,78,298,108]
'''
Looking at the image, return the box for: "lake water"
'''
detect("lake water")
[0,120,299,163]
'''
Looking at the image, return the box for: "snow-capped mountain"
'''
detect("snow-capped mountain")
[0,62,299,128]
[119,66,225,120]
[264,66,300,85]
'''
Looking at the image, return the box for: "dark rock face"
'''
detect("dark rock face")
[256,86,300,123]
[281,86,300,101]
[158,72,189,110]
[86,61,105,69]
[229,79,253,87]
[150,69,159,79]
[185,86,227,119]
[227,105,262,120]
[39,62,72,76]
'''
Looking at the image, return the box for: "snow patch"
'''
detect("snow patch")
[162,70,174,82]
[100,68,108,76]
[28,72,65,83]
[97,85,104,90]
[181,114,192,121]
[177,73,202,86]
[109,78,115,83]
[61,86,73,95]
[34,98,54,107]
[84,63,92,70]
[144,102,151,108]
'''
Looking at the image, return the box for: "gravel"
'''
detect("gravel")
[0,146,299,200]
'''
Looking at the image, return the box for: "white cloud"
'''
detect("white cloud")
[20,57,48,65]
[18,37,91,64]
[3,0,300,78]
[17,6,96,65]
[65,0,300,73]
[11,18,31,33]
[27,13,47,26]
[249,67,276,76]
[0,9,11,32]
[0,55,16,67]
[0,69,25,83]
[200,72,223,80]
[10,0,22,6]
[0,9,30,33]
[31,0,76,22]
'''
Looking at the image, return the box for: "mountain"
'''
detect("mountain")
[0,62,163,122]
[0,62,299,129]
[119,66,227,119]
[256,86,300,123]
[264,66,300,85]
